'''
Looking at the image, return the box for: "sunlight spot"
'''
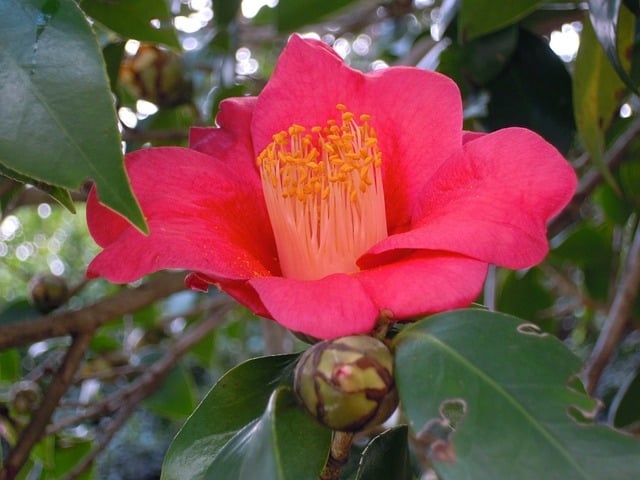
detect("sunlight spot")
[549,22,581,62]
[37,203,51,219]
[620,103,632,118]
[1,215,20,240]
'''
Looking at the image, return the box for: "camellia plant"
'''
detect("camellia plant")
[85,35,636,479]
[2,1,640,479]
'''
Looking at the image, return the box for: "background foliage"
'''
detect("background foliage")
[1,0,640,479]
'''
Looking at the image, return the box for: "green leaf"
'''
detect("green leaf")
[609,369,640,428]
[355,425,412,480]
[458,0,545,41]
[144,362,197,420]
[393,309,640,480]
[574,9,633,186]
[0,349,21,382]
[162,354,317,480]
[438,26,518,96]
[484,29,575,154]
[0,162,75,213]
[588,0,639,94]
[212,0,240,28]
[275,0,359,32]
[0,0,147,232]
[79,0,179,49]
[0,299,41,326]
[206,387,331,480]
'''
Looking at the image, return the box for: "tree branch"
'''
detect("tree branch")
[0,331,95,480]
[0,271,187,350]
[583,220,640,395]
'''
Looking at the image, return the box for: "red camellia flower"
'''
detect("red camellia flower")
[87,35,577,339]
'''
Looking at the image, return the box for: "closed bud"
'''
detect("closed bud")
[28,274,69,313]
[10,381,42,415]
[294,335,398,432]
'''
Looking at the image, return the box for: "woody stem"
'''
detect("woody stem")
[320,431,355,480]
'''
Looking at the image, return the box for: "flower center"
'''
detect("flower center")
[257,104,388,280]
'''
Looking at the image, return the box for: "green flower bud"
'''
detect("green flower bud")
[294,335,398,432]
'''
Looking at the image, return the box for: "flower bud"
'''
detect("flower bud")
[28,274,69,313]
[294,335,398,432]
[10,380,42,415]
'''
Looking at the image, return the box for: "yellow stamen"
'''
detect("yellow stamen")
[257,105,387,280]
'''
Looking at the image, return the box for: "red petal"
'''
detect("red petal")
[87,146,278,282]
[190,96,257,156]
[249,274,379,339]
[362,128,577,269]
[252,35,463,231]
[357,252,488,319]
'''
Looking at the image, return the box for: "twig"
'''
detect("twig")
[583,220,640,395]
[0,271,187,350]
[46,296,235,436]
[0,331,95,480]
[320,431,354,480]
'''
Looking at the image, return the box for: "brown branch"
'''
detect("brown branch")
[0,331,95,480]
[46,296,235,436]
[583,220,640,395]
[0,271,187,350]
[51,300,233,478]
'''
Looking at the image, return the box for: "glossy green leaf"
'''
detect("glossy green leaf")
[355,425,412,480]
[458,0,545,41]
[0,0,146,232]
[484,29,575,154]
[0,162,74,213]
[275,0,359,32]
[79,0,179,49]
[162,354,309,480]
[393,309,640,480]
[588,0,639,93]
[205,387,331,480]
[496,268,554,328]
[574,9,633,185]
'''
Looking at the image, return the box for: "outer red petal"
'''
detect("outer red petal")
[252,35,463,231]
[361,127,577,269]
[249,274,379,340]
[87,146,278,282]
[356,252,488,319]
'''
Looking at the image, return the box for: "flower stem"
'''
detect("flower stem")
[320,431,354,480]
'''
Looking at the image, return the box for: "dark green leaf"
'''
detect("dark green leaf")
[144,362,197,420]
[161,354,303,480]
[275,0,359,32]
[0,349,21,382]
[212,0,240,28]
[609,369,640,428]
[0,300,40,326]
[393,309,640,480]
[574,9,633,185]
[496,268,554,328]
[0,0,146,232]
[588,0,639,94]
[0,162,75,213]
[458,0,545,41]
[102,41,126,94]
[355,425,412,480]
[79,0,179,49]
[484,29,575,154]
[205,387,331,480]
[438,26,517,96]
